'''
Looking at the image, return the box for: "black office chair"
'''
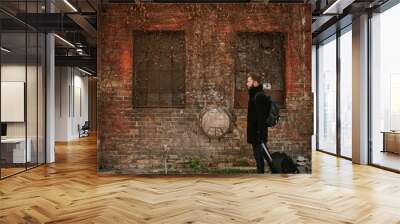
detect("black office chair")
[79,121,90,138]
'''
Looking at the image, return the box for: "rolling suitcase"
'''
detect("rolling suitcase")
[261,143,299,174]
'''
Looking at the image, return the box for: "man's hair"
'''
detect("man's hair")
[248,74,262,84]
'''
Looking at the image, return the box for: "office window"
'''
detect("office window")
[317,35,337,154]
[371,3,400,171]
[234,32,285,108]
[339,27,352,158]
[133,31,185,108]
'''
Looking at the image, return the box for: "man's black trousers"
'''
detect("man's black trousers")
[251,143,272,174]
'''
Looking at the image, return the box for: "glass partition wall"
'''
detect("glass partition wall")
[0,2,46,179]
[316,26,353,159]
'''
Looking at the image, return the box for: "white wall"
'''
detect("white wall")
[72,72,89,138]
[55,67,89,141]
[55,66,70,141]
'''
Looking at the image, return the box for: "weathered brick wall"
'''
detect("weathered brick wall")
[98,3,312,174]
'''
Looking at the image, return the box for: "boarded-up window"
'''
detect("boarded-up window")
[133,31,185,108]
[234,32,285,108]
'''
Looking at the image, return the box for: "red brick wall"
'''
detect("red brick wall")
[98,3,312,174]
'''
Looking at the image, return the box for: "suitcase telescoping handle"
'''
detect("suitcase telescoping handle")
[261,142,273,163]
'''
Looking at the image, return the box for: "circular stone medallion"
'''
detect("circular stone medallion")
[200,108,231,138]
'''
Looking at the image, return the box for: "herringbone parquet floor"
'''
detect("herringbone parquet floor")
[1,135,400,224]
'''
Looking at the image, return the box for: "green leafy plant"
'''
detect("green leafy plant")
[209,168,256,174]
[189,158,201,171]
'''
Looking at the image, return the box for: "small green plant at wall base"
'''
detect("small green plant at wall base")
[189,158,201,171]
[209,167,257,174]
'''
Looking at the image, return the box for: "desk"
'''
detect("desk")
[382,131,400,154]
[1,138,31,163]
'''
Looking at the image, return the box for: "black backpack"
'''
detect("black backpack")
[254,92,280,127]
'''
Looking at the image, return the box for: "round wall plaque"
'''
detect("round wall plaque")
[200,108,231,139]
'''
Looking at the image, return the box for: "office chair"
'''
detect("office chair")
[79,121,90,138]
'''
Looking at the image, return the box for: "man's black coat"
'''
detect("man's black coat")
[247,85,271,144]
